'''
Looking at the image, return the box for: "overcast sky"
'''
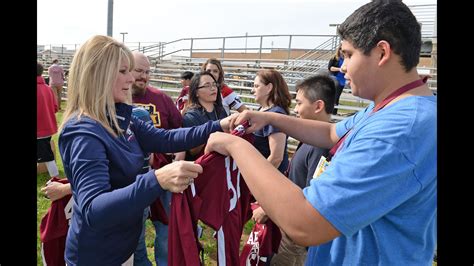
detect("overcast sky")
[37,0,436,46]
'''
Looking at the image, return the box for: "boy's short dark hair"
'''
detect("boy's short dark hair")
[296,74,336,114]
[338,0,421,71]
[37,62,44,76]
[180,71,194,80]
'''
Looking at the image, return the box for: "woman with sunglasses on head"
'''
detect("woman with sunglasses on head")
[202,58,247,115]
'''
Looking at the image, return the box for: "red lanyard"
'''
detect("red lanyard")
[327,77,427,160]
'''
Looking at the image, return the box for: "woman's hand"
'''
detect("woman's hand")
[41,181,72,201]
[154,160,203,193]
[219,113,239,132]
[252,206,268,224]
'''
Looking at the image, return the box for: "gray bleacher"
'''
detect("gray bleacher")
[38,30,437,155]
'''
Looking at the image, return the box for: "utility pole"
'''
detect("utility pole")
[107,0,113,37]
[329,23,341,49]
[245,32,248,53]
[120,32,128,43]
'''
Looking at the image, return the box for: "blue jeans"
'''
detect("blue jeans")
[134,207,153,266]
[153,191,171,266]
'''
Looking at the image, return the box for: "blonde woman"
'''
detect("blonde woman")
[58,35,234,265]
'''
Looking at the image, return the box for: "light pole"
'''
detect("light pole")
[120,32,128,43]
[245,32,248,53]
[107,0,113,37]
[329,23,340,49]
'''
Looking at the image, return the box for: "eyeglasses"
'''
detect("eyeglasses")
[134,68,151,75]
[198,82,218,90]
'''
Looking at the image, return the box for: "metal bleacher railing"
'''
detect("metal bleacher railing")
[38,7,437,153]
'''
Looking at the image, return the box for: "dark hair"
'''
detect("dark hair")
[296,74,336,114]
[37,62,44,76]
[188,71,225,116]
[52,59,59,64]
[256,69,292,114]
[201,58,224,85]
[337,0,421,71]
[180,71,194,80]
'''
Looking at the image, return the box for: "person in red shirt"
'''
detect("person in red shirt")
[176,71,194,115]
[201,58,247,115]
[37,62,59,179]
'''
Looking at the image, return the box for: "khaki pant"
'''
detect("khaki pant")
[51,84,63,109]
[270,231,307,266]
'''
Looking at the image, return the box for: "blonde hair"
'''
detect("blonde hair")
[59,35,134,137]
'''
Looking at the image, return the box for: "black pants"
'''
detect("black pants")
[37,137,54,162]
[333,84,345,115]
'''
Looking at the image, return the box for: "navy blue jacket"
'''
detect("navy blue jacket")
[59,103,222,265]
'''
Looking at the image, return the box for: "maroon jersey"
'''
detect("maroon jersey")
[40,177,73,266]
[176,86,190,112]
[169,123,253,266]
[239,203,282,266]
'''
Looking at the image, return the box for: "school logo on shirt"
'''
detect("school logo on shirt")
[134,103,162,128]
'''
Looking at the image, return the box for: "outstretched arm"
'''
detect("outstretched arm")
[232,110,339,149]
[205,132,340,246]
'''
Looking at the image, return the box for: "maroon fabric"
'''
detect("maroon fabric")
[168,190,202,266]
[169,126,253,266]
[132,85,183,130]
[37,76,58,138]
[169,152,251,265]
[40,177,72,266]
[176,86,190,112]
[239,203,282,266]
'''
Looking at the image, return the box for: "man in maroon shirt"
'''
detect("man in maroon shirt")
[131,51,183,266]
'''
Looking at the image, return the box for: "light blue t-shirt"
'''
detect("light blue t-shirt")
[303,95,437,265]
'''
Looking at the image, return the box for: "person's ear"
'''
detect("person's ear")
[266,83,273,95]
[376,40,391,66]
[313,100,325,114]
